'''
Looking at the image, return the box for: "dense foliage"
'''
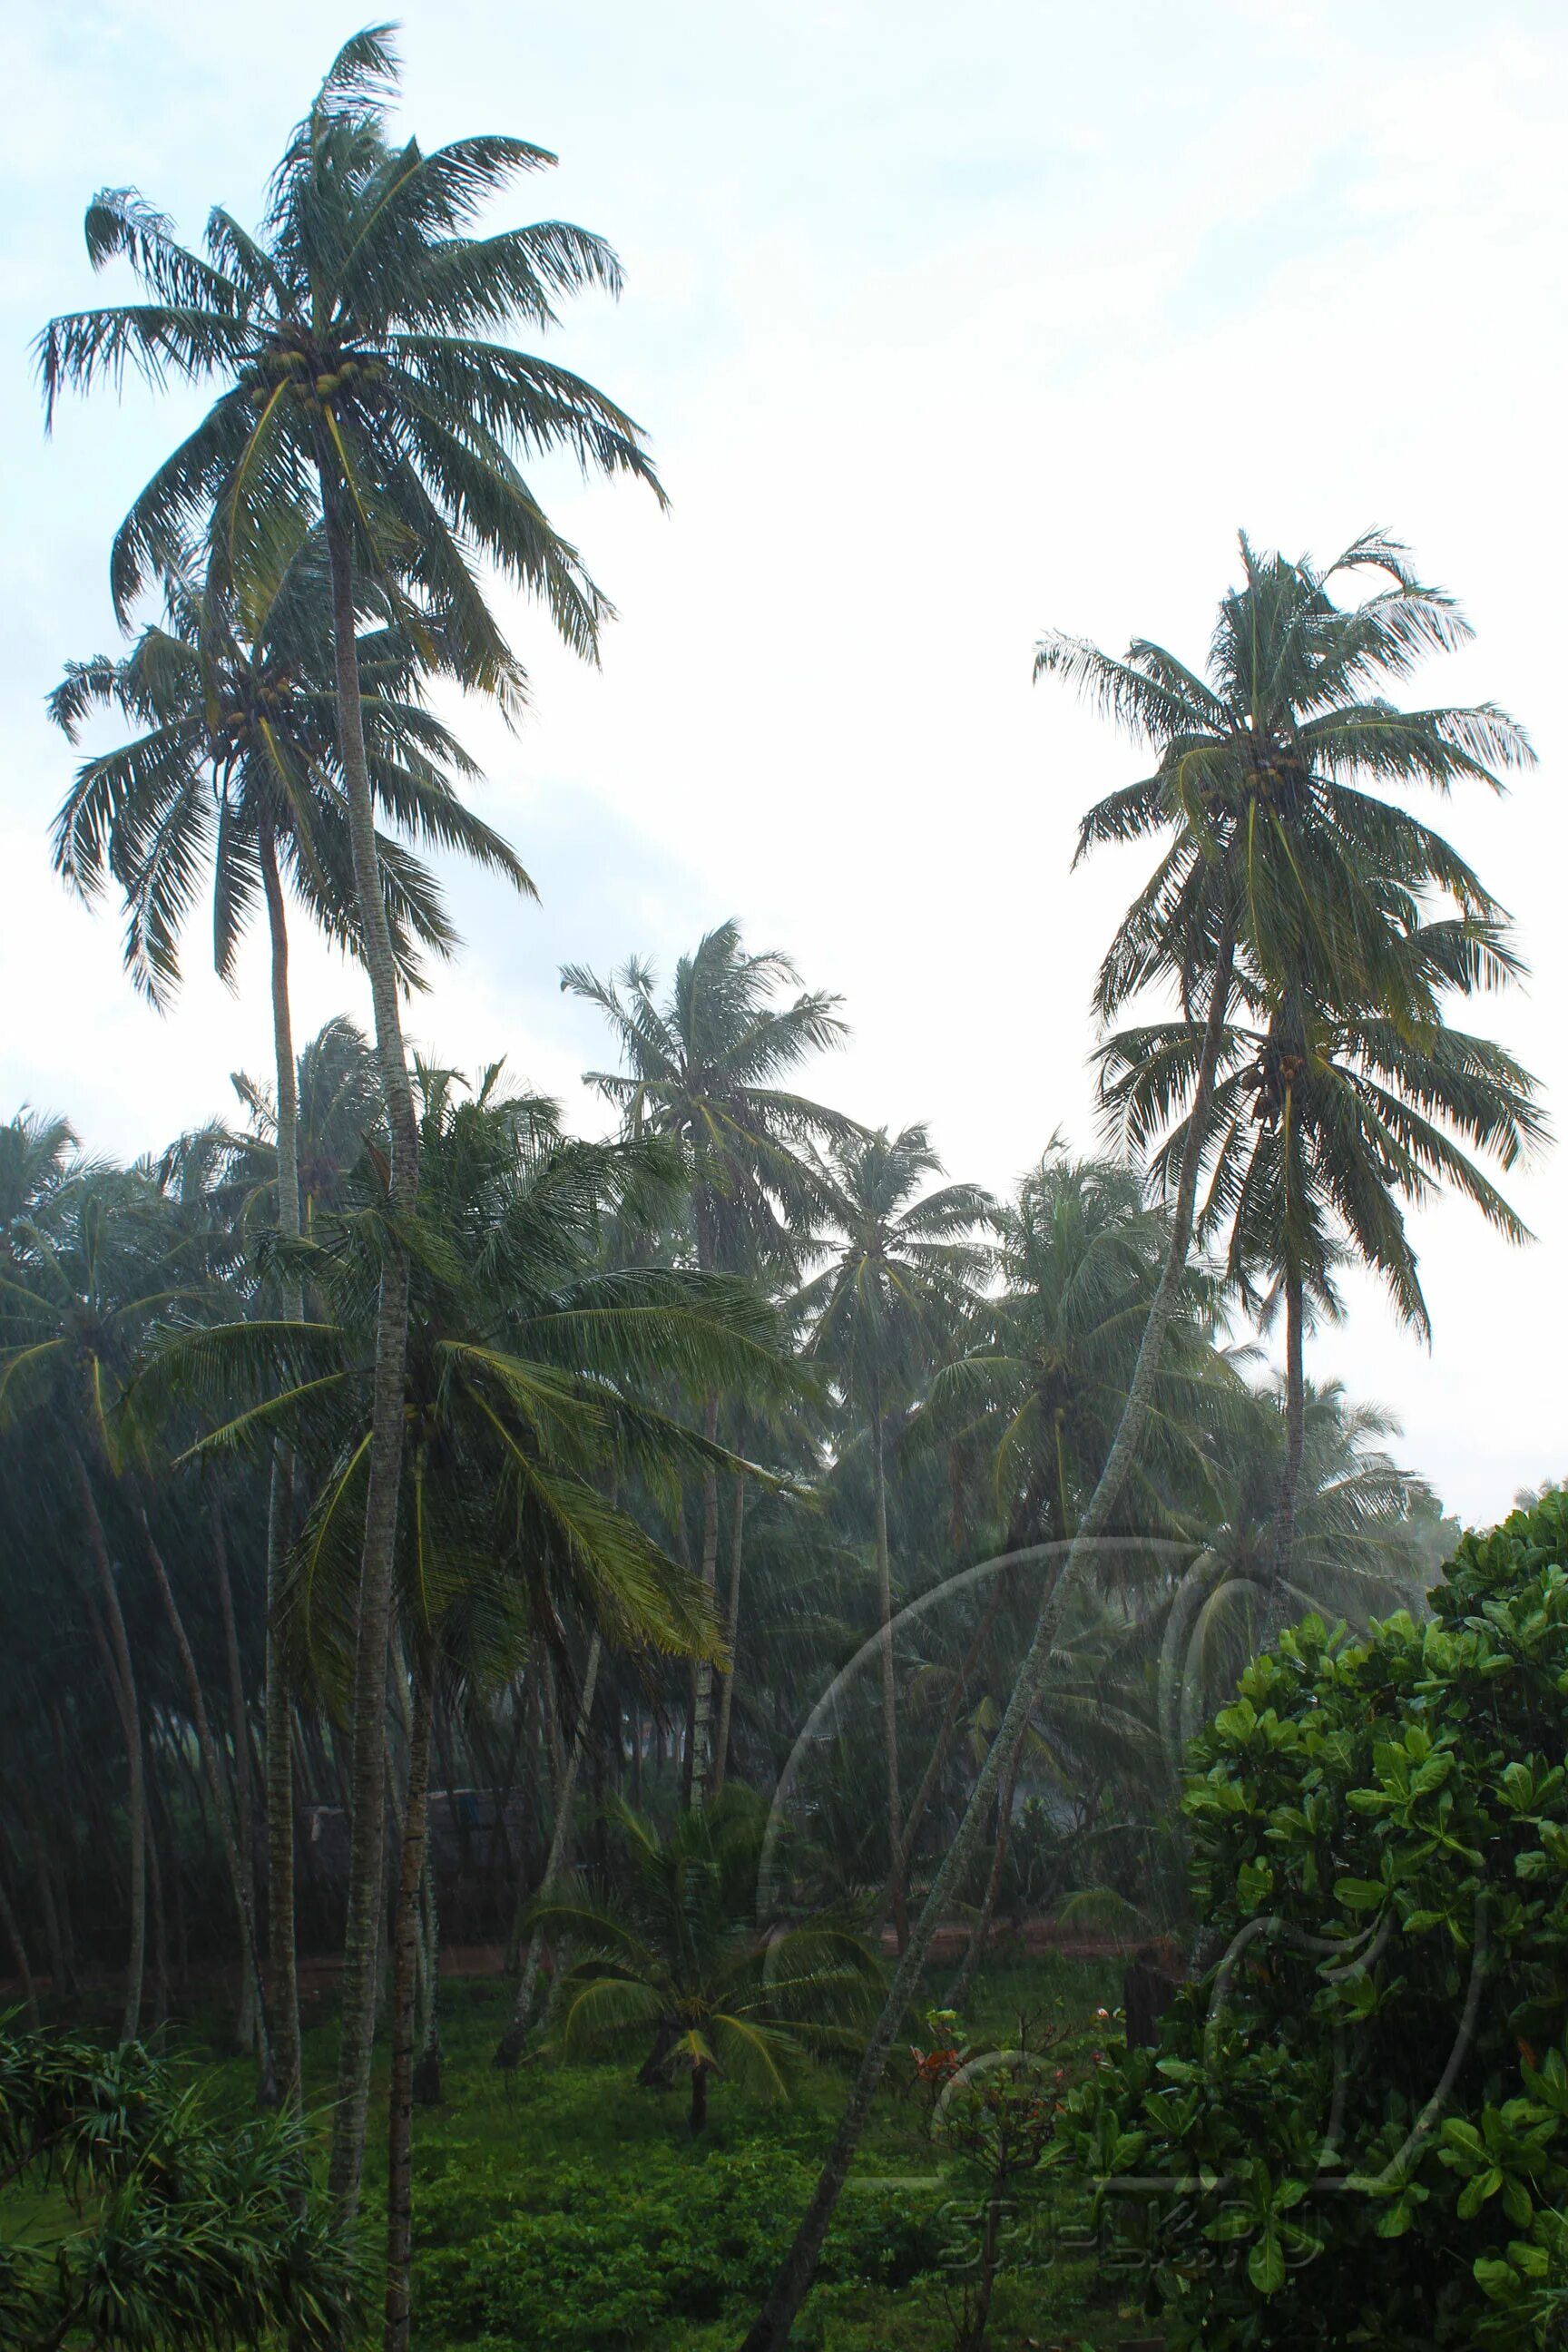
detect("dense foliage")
[5,22,1552,2351]
[1067,1488,1568,2349]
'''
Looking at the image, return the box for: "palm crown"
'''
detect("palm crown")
[50,546,533,1006]
[564,920,855,1279]
[35,24,661,670]
[1038,529,1534,1024]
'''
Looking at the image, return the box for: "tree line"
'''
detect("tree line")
[5,24,1544,2352]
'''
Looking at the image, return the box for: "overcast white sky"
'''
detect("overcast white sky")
[4,0,1565,1522]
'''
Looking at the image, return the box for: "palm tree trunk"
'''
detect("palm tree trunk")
[211,1494,260,2055]
[494,1633,602,2068]
[68,1445,144,2043]
[138,1508,276,2102]
[711,1474,746,1798]
[1271,1264,1307,1596]
[0,1855,40,2028]
[882,1565,1013,1939]
[868,1374,906,1949]
[737,926,1236,2352]
[690,1400,721,1808]
[384,1661,433,2352]
[260,820,305,2107]
[318,472,418,2218]
[946,1730,1026,2011]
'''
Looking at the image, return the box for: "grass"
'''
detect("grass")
[8,1948,1150,2349]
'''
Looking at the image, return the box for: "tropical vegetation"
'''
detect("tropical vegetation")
[2,24,1554,2352]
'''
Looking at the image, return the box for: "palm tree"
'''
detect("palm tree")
[916,1148,1235,1998]
[531,1790,881,2132]
[0,1169,199,2043]
[739,533,1533,2350]
[795,1125,992,1944]
[51,560,530,2105]
[564,921,852,1798]
[1100,926,1544,1583]
[1159,1377,1444,1769]
[38,24,665,2205]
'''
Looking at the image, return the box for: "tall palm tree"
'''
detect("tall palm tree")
[1101,924,1544,1582]
[38,24,664,2205]
[740,533,1534,2351]
[148,1064,788,2348]
[0,1171,201,2043]
[51,560,531,2104]
[795,1125,992,1943]
[564,921,852,1798]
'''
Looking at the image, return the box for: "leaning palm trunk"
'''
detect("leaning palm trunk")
[494,1633,603,2067]
[259,823,305,2106]
[738,932,1236,2352]
[711,1474,746,1797]
[384,1662,434,2352]
[139,1509,276,2102]
[868,1377,906,1949]
[881,1566,1012,1939]
[319,481,420,2218]
[946,1729,1026,2011]
[68,1445,144,2043]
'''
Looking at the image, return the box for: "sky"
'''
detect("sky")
[3,0,1565,1523]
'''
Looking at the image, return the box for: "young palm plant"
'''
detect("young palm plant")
[39,24,664,2204]
[531,1788,882,2132]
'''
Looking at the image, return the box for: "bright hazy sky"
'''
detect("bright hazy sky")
[4,1,1565,1523]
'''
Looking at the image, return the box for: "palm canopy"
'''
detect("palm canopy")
[921,1150,1240,1546]
[1164,1377,1442,1750]
[531,1788,881,2128]
[1037,530,1534,1022]
[35,24,661,669]
[50,544,533,1006]
[1098,926,1546,1342]
[564,920,856,1278]
[137,1066,800,1679]
[796,1124,995,1409]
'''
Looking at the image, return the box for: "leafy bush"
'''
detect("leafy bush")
[0,2029,356,2349]
[1063,1492,1568,2348]
[415,2141,946,2346]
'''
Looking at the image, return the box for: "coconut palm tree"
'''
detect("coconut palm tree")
[38,24,664,2206]
[1159,1377,1444,1771]
[794,1125,992,1943]
[739,534,1534,2351]
[531,1789,881,2132]
[51,559,531,2104]
[1100,925,1544,1583]
[0,1169,203,2043]
[564,921,852,1798]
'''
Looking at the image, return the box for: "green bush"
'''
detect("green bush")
[1063,1491,1568,2349]
[415,2141,946,2347]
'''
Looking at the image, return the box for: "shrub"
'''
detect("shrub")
[1061,1491,1568,2348]
[415,2141,946,2347]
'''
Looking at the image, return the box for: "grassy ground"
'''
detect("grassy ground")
[5,1948,1152,2349]
[341,1947,1136,2350]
